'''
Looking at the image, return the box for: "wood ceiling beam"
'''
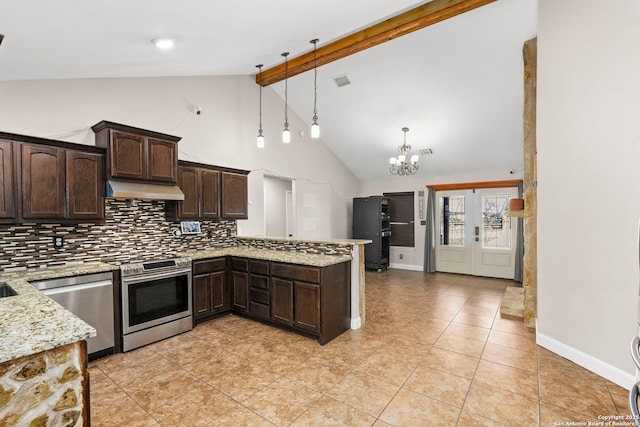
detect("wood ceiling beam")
[256,0,496,86]
[427,180,522,191]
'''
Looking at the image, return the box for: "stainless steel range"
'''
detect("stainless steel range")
[120,257,192,352]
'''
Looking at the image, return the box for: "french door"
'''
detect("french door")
[435,187,517,279]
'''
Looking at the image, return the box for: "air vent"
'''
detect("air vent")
[333,75,351,87]
[420,148,433,155]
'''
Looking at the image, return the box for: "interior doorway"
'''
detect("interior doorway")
[264,176,295,238]
[435,187,517,279]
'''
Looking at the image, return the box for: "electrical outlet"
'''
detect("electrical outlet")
[399,253,404,260]
[54,236,64,248]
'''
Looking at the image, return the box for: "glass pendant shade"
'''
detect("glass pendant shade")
[282,129,291,143]
[257,133,265,148]
[311,122,320,139]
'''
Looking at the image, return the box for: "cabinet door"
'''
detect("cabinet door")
[21,144,66,219]
[178,166,200,219]
[66,150,104,220]
[294,282,320,333]
[0,140,15,219]
[271,277,293,326]
[193,274,211,319]
[109,131,145,180]
[147,138,177,183]
[221,172,248,219]
[201,169,220,218]
[210,271,229,313]
[232,271,249,313]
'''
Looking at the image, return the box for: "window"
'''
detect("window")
[440,195,465,246]
[383,191,414,247]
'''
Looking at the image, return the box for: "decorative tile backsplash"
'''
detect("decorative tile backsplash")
[0,200,352,271]
[0,199,237,270]
[237,238,352,257]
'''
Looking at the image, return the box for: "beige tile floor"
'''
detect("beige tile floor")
[89,270,630,426]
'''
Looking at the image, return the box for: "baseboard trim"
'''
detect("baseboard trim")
[388,263,423,271]
[350,317,362,330]
[536,329,635,390]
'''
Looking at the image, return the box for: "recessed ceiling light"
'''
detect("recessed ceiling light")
[151,38,174,50]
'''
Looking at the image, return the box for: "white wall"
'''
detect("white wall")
[537,0,640,388]
[362,170,522,271]
[0,75,361,239]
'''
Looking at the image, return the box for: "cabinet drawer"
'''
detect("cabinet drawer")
[250,288,270,305]
[271,263,321,283]
[250,274,269,290]
[194,258,226,275]
[249,259,270,275]
[249,302,270,319]
[231,257,248,272]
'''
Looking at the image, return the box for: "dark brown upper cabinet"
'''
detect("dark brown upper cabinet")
[221,171,248,219]
[92,121,180,184]
[167,161,247,221]
[0,132,105,223]
[20,143,66,220]
[0,140,16,220]
[171,164,220,220]
[66,150,104,220]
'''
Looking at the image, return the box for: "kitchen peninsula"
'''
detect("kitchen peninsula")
[0,262,118,427]
[0,239,367,426]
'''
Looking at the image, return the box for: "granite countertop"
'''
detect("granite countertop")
[0,262,119,364]
[179,246,352,267]
[238,236,372,246]
[0,246,351,364]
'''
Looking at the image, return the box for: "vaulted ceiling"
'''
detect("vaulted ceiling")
[0,0,537,181]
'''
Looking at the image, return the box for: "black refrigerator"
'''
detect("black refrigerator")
[352,196,391,272]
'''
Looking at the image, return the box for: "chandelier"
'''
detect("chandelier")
[389,127,419,176]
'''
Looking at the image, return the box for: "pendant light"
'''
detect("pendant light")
[281,52,291,143]
[255,64,265,148]
[310,39,320,139]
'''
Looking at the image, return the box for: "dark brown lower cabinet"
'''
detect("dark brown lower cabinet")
[271,277,293,326]
[294,282,320,333]
[231,271,249,313]
[193,258,229,322]
[193,256,350,345]
[270,261,350,344]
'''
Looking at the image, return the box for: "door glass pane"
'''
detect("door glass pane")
[482,194,511,249]
[440,196,465,246]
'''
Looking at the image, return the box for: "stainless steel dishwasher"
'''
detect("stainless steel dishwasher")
[31,272,115,356]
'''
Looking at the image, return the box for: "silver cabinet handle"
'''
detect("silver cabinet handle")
[629,384,640,426]
[631,336,640,370]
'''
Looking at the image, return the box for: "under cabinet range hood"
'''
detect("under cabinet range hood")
[106,180,185,201]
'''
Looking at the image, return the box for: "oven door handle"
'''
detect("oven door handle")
[121,268,192,285]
